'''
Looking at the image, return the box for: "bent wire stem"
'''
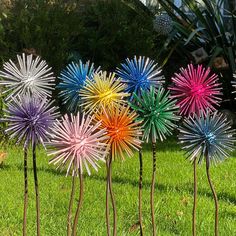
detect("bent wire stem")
[139,150,144,236]
[32,144,40,236]
[151,142,157,236]
[95,106,142,234]
[106,157,111,236]
[47,113,108,235]
[67,173,76,236]
[108,151,117,236]
[192,159,197,236]
[72,168,84,236]
[205,155,219,236]
[23,148,28,236]
[178,111,236,236]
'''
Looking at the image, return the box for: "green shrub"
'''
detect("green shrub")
[0,0,159,72]
[1,0,83,73]
[158,0,236,68]
[158,0,236,108]
[75,0,156,70]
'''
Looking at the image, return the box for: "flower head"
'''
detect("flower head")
[0,53,55,100]
[3,94,58,148]
[47,113,109,176]
[57,60,99,112]
[179,111,235,164]
[169,64,222,117]
[116,56,164,100]
[95,106,142,160]
[130,86,179,143]
[80,71,129,113]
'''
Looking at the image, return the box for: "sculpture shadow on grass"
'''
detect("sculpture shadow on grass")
[2,164,234,236]
[0,163,11,170]
[13,163,236,209]
[89,174,236,206]
[16,164,67,176]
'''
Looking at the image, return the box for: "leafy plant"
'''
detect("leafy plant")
[0,0,161,72]
[158,0,236,108]
[75,0,155,70]
[1,0,83,73]
[158,0,235,66]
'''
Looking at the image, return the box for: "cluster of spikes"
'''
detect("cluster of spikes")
[116,56,164,100]
[0,53,55,100]
[0,52,236,236]
[0,53,181,174]
[48,113,109,176]
[179,111,235,164]
[2,53,232,170]
[1,52,235,183]
[130,86,179,142]
[57,61,99,113]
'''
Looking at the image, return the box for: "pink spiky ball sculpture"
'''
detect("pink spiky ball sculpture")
[48,113,109,176]
[169,64,222,117]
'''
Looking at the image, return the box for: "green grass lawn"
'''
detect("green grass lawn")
[0,139,236,235]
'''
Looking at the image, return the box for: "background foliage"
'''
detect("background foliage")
[0,0,84,73]
[0,0,158,72]
[75,0,155,70]
[157,0,236,109]
[0,0,235,108]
